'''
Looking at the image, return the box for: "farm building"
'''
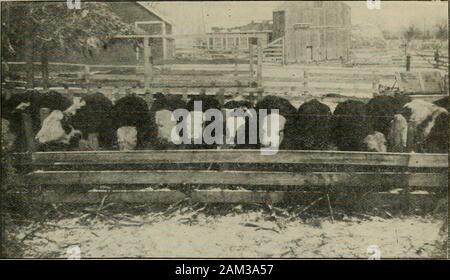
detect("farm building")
[108,2,175,61]
[206,20,273,50]
[273,1,351,63]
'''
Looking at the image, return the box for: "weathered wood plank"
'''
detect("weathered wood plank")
[31,150,448,168]
[27,170,447,188]
[192,190,320,204]
[18,189,186,204]
[9,189,442,206]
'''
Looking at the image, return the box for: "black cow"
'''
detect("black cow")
[295,99,332,150]
[148,93,187,149]
[110,93,152,150]
[331,100,372,151]
[35,92,113,151]
[365,95,411,137]
[223,98,257,149]
[3,90,71,151]
[255,96,297,150]
[186,95,222,149]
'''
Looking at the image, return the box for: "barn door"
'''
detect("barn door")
[306,46,313,61]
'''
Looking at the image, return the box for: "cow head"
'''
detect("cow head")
[259,111,286,150]
[35,97,85,145]
[155,109,178,143]
[363,131,387,152]
[117,126,137,151]
[35,110,82,145]
[388,114,408,153]
[224,107,256,146]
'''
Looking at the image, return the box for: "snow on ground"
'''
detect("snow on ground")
[4,206,447,259]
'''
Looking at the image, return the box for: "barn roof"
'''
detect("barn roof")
[137,2,174,26]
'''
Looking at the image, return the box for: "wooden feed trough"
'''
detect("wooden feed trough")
[9,149,448,211]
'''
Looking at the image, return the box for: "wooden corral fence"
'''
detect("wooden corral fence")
[413,51,449,71]
[1,61,409,98]
[9,150,448,210]
[352,48,449,72]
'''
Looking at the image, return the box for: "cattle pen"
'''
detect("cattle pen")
[2,35,448,212]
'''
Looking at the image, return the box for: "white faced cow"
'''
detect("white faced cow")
[35,97,86,147]
[388,99,448,153]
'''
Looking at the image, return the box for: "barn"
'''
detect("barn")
[108,2,175,62]
[272,1,351,63]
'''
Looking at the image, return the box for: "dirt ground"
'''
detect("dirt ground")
[3,203,447,259]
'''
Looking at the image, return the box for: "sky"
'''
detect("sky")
[143,1,448,34]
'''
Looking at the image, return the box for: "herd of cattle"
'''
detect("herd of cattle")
[1,89,448,154]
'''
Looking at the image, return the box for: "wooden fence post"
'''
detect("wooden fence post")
[249,91,255,106]
[143,37,152,91]
[406,55,411,72]
[303,69,308,95]
[249,43,254,80]
[24,38,34,89]
[234,47,238,77]
[257,87,264,103]
[84,65,90,87]
[257,38,263,88]
[41,43,49,90]
[434,50,439,69]
[182,87,189,102]
[216,88,225,106]
[372,71,379,97]
[22,112,36,152]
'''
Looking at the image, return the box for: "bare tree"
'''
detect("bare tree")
[434,22,448,40]
[402,24,422,43]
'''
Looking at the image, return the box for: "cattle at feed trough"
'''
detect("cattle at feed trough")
[148,93,187,149]
[294,99,332,150]
[68,92,114,150]
[330,99,388,152]
[222,97,257,149]
[255,95,297,151]
[2,90,72,151]
[110,93,153,150]
[186,94,222,149]
[331,100,372,151]
[389,99,449,153]
[35,97,86,151]
[35,91,114,151]
[365,95,411,138]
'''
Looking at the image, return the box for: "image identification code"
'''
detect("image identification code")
[218,264,274,275]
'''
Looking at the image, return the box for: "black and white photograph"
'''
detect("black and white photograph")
[0,0,448,260]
